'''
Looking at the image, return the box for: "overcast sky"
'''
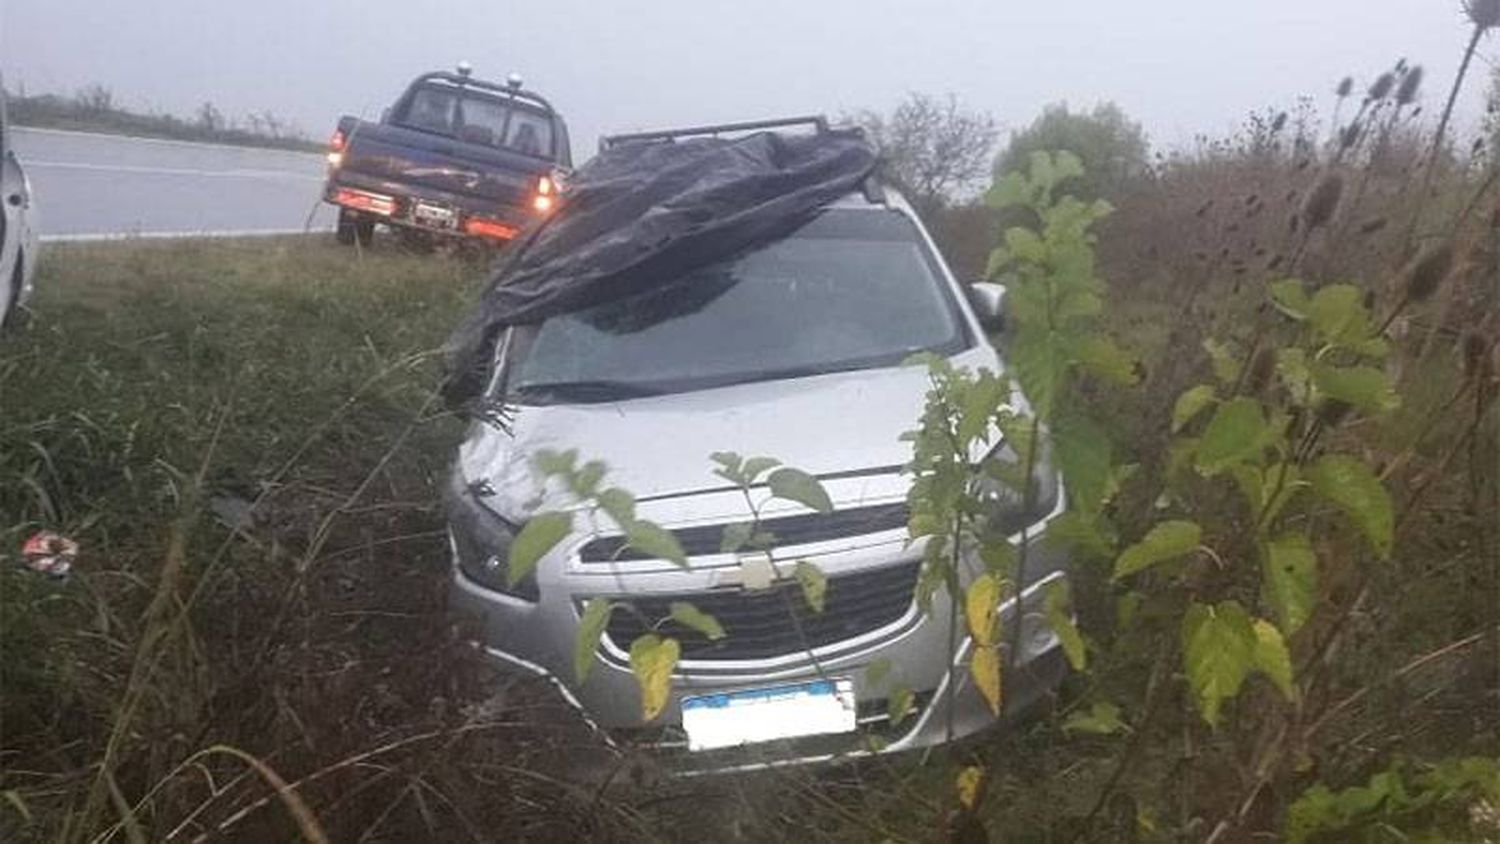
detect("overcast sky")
[3,0,1496,161]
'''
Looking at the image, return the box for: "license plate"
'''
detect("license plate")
[681,678,857,751]
[413,202,456,228]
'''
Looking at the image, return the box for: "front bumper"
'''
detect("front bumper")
[448,512,1072,772]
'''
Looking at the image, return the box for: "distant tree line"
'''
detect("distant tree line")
[4,83,320,152]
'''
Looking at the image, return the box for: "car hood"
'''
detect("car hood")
[458,347,1002,521]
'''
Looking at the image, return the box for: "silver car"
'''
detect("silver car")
[446,187,1070,770]
[0,80,40,330]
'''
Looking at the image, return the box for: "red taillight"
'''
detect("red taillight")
[537,175,553,196]
[333,187,395,216]
[465,217,519,240]
[327,129,347,167]
[531,175,557,214]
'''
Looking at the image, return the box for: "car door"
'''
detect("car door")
[0,80,22,322]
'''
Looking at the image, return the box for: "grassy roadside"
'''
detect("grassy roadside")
[0,239,605,841]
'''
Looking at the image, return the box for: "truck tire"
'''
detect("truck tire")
[336,209,375,247]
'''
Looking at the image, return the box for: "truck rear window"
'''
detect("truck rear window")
[397,85,555,159]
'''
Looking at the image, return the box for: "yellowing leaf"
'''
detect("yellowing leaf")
[965,574,1002,646]
[574,598,614,682]
[794,560,828,613]
[1182,601,1257,726]
[1113,520,1202,580]
[972,645,1003,715]
[1045,580,1087,671]
[508,512,572,585]
[1172,384,1217,432]
[1264,534,1318,636]
[956,766,985,810]
[628,635,680,721]
[1204,338,1241,385]
[1252,618,1296,701]
[1309,454,1393,559]
[1269,279,1312,320]
[1075,335,1139,386]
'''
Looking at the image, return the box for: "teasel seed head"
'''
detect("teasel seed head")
[1466,0,1500,30]
[1396,65,1424,105]
[1247,347,1276,393]
[1359,217,1389,235]
[1336,77,1354,97]
[1368,73,1396,101]
[1402,243,1454,303]
[1302,174,1344,231]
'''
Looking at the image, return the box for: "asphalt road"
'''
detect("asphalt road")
[11,127,338,240]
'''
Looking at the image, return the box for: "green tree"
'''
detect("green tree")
[850,92,1000,217]
[994,102,1149,199]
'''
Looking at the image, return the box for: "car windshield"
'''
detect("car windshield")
[509,208,970,402]
[396,84,554,158]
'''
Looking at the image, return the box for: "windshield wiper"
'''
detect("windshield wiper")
[512,380,669,403]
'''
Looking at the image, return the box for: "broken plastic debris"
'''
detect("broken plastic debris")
[21,532,78,578]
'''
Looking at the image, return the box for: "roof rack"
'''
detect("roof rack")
[599,115,842,152]
[409,71,558,115]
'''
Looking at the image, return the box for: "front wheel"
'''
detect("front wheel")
[335,209,375,247]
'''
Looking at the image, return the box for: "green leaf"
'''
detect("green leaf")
[1182,601,1257,726]
[596,488,636,528]
[740,457,782,483]
[1195,397,1268,475]
[1252,618,1296,701]
[1053,414,1112,515]
[1269,279,1312,320]
[888,684,916,726]
[1172,384,1218,433]
[533,449,578,477]
[1114,520,1202,580]
[1309,455,1393,559]
[1310,364,1399,414]
[1011,330,1070,420]
[985,171,1030,210]
[1204,338,1241,385]
[1306,284,1372,347]
[1045,580,1087,670]
[507,512,572,585]
[979,539,1018,576]
[669,601,726,640]
[628,634,680,721]
[1264,534,1318,636]
[1277,347,1312,399]
[958,372,1008,444]
[1062,701,1127,735]
[625,520,688,567]
[1044,511,1115,559]
[1074,335,1139,386]
[571,460,607,497]
[719,521,754,554]
[767,467,833,514]
[574,598,614,682]
[1002,226,1047,264]
[794,560,828,613]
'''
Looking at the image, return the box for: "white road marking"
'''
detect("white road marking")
[26,160,324,182]
[41,228,332,244]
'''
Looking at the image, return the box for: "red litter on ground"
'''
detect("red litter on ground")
[21,532,78,578]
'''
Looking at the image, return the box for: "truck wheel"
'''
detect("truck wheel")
[336,210,375,247]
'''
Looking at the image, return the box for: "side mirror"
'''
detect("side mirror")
[967,282,1007,331]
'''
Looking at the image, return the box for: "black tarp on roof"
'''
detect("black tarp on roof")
[442,128,879,404]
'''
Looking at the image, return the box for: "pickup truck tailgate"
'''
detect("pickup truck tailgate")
[340,122,545,207]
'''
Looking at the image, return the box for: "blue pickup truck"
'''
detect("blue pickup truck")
[323,64,570,247]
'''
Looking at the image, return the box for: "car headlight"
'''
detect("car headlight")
[444,468,540,601]
[975,441,1060,540]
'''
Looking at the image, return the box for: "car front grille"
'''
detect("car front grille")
[600,560,920,661]
[579,502,910,563]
